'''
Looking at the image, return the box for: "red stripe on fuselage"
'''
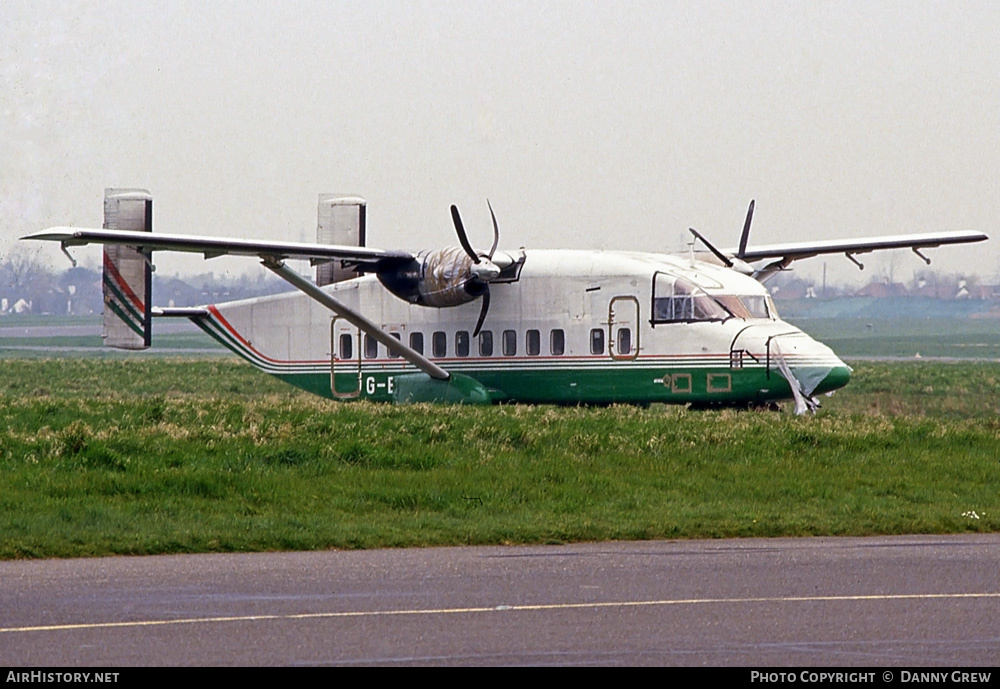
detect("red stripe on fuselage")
[206,305,327,365]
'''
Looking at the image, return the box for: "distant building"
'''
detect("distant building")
[854,281,908,298]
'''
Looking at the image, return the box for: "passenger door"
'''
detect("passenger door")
[330,318,361,398]
[608,296,640,361]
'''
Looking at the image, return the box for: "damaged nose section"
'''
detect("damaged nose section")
[814,361,852,395]
[770,334,851,414]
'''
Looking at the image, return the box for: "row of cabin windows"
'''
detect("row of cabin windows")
[338,327,631,359]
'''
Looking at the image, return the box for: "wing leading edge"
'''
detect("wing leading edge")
[723,230,988,280]
[22,227,413,271]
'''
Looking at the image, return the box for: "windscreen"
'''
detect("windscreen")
[652,274,730,323]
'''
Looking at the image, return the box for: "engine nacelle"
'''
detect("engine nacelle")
[378,246,484,307]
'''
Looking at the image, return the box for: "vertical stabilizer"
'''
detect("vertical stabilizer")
[102,188,152,349]
[316,195,366,286]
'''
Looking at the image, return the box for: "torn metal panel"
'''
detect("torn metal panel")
[771,340,822,415]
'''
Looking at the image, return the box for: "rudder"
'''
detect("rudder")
[102,188,152,349]
[315,194,366,286]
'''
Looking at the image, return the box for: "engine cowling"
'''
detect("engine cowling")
[377,246,500,308]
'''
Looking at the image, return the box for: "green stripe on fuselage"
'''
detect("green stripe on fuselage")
[280,365,816,405]
[191,313,849,405]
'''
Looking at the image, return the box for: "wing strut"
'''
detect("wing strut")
[261,256,450,381]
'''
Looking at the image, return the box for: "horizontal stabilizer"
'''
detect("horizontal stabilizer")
[153,307,209,318]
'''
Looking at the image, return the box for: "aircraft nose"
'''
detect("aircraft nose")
[784,338,851,396]
[813,359,852,395]
[762,330,852,398]
[732,324,853,402]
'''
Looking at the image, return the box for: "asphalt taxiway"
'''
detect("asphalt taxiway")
[2,535,998,666]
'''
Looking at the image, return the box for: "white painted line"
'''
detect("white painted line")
[3,592,999,634]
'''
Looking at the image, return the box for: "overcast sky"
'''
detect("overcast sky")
[3,0,998,285]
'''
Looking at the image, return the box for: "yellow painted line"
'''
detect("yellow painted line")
[3,592,999,634]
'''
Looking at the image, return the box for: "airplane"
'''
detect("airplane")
[23,189,988,413]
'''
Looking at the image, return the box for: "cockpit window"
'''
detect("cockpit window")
[714,294,774,320]
[743,295,771,319]
[651,273,729,324]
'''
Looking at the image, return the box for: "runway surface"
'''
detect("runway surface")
[2,535,999,666]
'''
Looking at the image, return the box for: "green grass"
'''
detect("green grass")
[787,316,1000,359]
[1,358,998,559]
[0,333,224,350]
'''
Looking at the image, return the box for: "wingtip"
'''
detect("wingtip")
[20,228,75,242]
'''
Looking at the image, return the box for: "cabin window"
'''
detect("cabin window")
[364,334,378,359]
[410,332,424,355]
[502,329,517,356]
[456,331,470,357]
[387,332,401,358]
[526,329,540,356]
[339,333,353,360]
[550,329,565,356]
[651,273,729,323]
[479,330,494,357]
[590,328,604,355]
[617,328,632,356]
[432,331,447,358]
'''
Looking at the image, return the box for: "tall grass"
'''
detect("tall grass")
[1,359,998,558]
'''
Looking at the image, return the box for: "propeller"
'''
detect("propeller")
[688,199,757,276]
[450,201,501,336]
[738,199,754,260]
[688,227,734,268]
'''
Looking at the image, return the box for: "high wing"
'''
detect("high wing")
[24,222,484,382]
[22,227,413,271]
[722,230,988,281]
[24,226,455,381]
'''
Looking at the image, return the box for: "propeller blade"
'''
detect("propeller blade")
[689,227,733,268]
[486,199,500,259]
[450,205,480,264]
[473,284,490,337]
[738,199,755,259]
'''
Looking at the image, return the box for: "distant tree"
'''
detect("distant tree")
[0,247,53,311]
[60,266,103,314]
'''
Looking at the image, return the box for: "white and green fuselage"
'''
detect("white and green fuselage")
[31,190,986,406]
[189,250,851,406]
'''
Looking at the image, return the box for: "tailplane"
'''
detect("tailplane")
[102,188,152,349]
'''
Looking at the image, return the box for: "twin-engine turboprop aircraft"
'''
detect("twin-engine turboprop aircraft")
[24,189,987,411]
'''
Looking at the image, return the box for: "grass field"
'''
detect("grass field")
[1,357,998,559]
[0,315,226,357]
[788,316,1000,360]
